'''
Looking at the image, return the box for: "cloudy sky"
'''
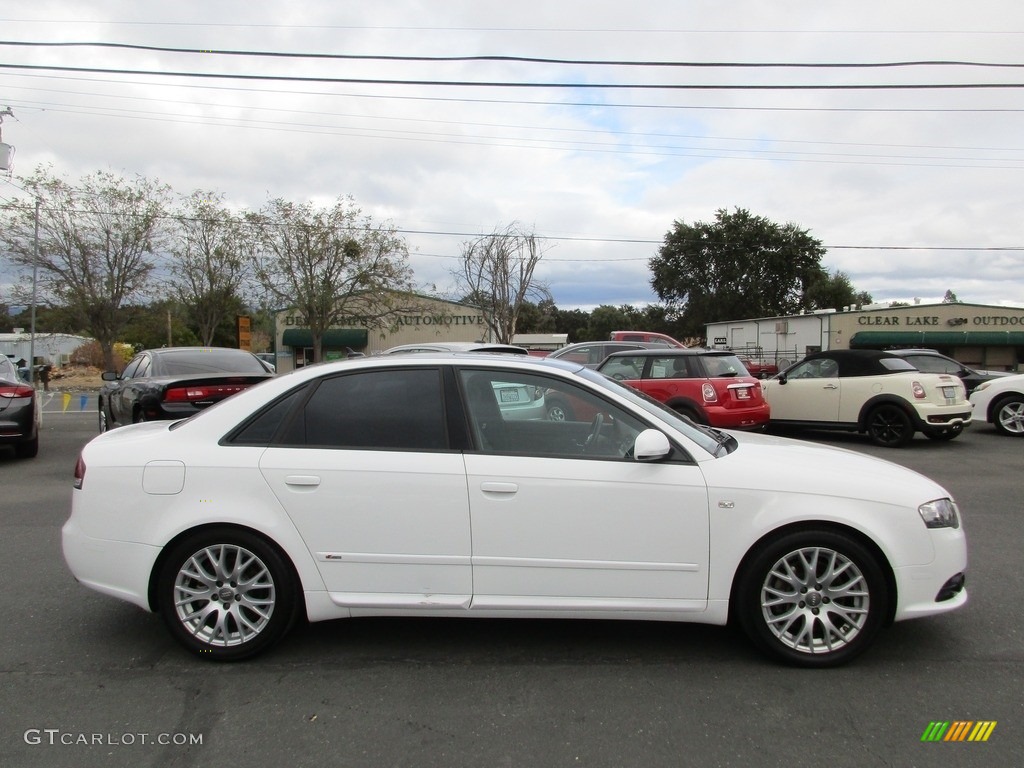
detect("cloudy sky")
[2,0,1023,311]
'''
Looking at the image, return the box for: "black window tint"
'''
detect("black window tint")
[228,385,308,446]
[285,368,447,450]
[157,349,268,375]
[120,357,143,379]
[600,355,644,380]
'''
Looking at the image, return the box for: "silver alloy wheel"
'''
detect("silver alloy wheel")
[173,544,277,647]
[98,407,107,433]
[995,397,1024,435]
[759,546,870,655]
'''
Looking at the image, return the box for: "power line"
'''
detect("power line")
[7,71,1024,113]
[4,62,1024,90]
[3,40,1022,70]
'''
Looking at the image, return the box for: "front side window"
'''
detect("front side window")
[459,368,647,460]
[279,368,447,450]
[788,358,839,379]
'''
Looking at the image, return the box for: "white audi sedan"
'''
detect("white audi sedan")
[63,353,967,667]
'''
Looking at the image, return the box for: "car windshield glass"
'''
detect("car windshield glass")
[577,368,722,456]
[703,354,747,377]
[157,350,269,375]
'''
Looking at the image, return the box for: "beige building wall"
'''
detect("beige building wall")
[274,294,490,372]
[831,303,1024,370]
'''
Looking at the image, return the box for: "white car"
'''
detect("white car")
[969,373,1024,436]
[63,354,967,667]
[762,350,972,447]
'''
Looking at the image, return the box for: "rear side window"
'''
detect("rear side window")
[600,355,645,380]
[280,368,447,450]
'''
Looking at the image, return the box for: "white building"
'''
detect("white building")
[707,302,1024,371]
[0,331,93,366]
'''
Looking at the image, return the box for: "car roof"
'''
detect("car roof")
[383,342,528,354]
[887,349,948,357]
[798,349,917,377]
[602,348,736,358]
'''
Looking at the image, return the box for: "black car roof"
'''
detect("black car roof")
[799,349,916,377]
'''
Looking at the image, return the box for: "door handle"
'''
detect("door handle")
[822,383,839,390]
[285,475,321,487]
[481,482,518,495]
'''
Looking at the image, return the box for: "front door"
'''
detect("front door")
[458,367,710,613]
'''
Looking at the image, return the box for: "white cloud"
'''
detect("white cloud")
[2,0,1022,310]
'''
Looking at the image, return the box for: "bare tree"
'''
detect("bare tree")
[0,165,170,370]
[453,222,551,343]
[250,196,415,362]
[167,191,251,345]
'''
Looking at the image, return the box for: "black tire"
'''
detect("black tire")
[865,403,914,447]
[546,397,575,422]
[991,394,1024,437]
[156,528,299,661]
[673,405,706,426]
[14,434,39,459]
[736,529,889,667]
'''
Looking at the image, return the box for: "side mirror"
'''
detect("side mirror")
[777,373,788,385]
[101,371,119,381]
[633,429,671,461]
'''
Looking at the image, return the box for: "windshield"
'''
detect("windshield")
[577,367,723,456]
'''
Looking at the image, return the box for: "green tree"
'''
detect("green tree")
[0,166,171,370]
[942,289,960,303]
[167,191,252,346]
[251,196,415,362]
[804,269,872,312]
[650,208,827,338]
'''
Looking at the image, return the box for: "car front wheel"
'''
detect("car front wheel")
[992,394,1024,436]
[866,403,914,447]
[737,530,888,667]
[156,528,299,661]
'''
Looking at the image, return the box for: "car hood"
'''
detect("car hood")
[700,428,949,507]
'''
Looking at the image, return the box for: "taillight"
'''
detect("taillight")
[911,381,927,399]
[163,383,249,403]
[73,454,86,489]
[0,384,34,399]
[701,383,718,403]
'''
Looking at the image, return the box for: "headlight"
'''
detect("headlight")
[919,498,960,529]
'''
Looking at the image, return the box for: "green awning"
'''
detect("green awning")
[281,328,368,348]
[850,331,1024,348]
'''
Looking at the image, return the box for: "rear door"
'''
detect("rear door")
[259,366,473,610]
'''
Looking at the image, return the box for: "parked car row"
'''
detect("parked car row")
[91,344,1021,446]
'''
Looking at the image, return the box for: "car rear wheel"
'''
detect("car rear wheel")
[866,404,914,447]
[156,528,299,661]
[992,394,1024,436]
[675,406,707,426]
[736,529,888,667]
[14,434,39,459]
